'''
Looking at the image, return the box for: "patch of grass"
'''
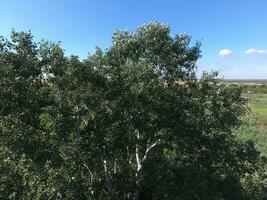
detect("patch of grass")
[226,80,267,156]
[233,116,267,157]
[221,80,267,125]
[242,90,267,127]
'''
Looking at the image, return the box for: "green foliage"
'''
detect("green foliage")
[233,116,267,157]
[0,23,266,199]
[223,81,267,125]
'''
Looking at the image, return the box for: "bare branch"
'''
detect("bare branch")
[114,158,117,174]
[135,130,142,174]
[102,159,113,191]
[142,139,160,162]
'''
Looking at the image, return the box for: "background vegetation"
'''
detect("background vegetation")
[0,22,266,199]
[224,81,267,156]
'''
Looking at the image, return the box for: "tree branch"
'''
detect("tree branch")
[142,139,160,162]
[102,159,113,191]
[135,130,142,175]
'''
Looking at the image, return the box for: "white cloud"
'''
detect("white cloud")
[245,48,267,55]
[219,49,233,56]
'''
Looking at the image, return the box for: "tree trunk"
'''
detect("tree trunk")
[134,189,140,200]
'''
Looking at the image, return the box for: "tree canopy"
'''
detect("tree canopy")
[0,22,266,199]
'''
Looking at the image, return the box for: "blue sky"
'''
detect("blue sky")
[1,0,267,79]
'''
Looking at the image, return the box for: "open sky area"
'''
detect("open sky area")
[1,0,267,79]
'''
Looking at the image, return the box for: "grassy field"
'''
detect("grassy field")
[239,81,267,126]
[243,93,267,126]
[226,80,267,156]
[224,80,267,126]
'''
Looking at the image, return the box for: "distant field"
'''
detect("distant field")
[224,79,267,85]
[243,93,267,126]
[226,80,267,156]
[223,80,267,126]
[239,81,267,126]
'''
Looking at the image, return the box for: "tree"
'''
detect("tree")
[0,22,266,199]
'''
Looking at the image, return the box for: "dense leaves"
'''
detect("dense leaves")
[0,22,266,199]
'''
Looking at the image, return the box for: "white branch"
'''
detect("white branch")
[142,139,160,162]
[82,117,88,126]
[135,129,161,181]
[102,159,113,190]
[135,131,142,174]
[83,164,94,183]
[114,158,117,174]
